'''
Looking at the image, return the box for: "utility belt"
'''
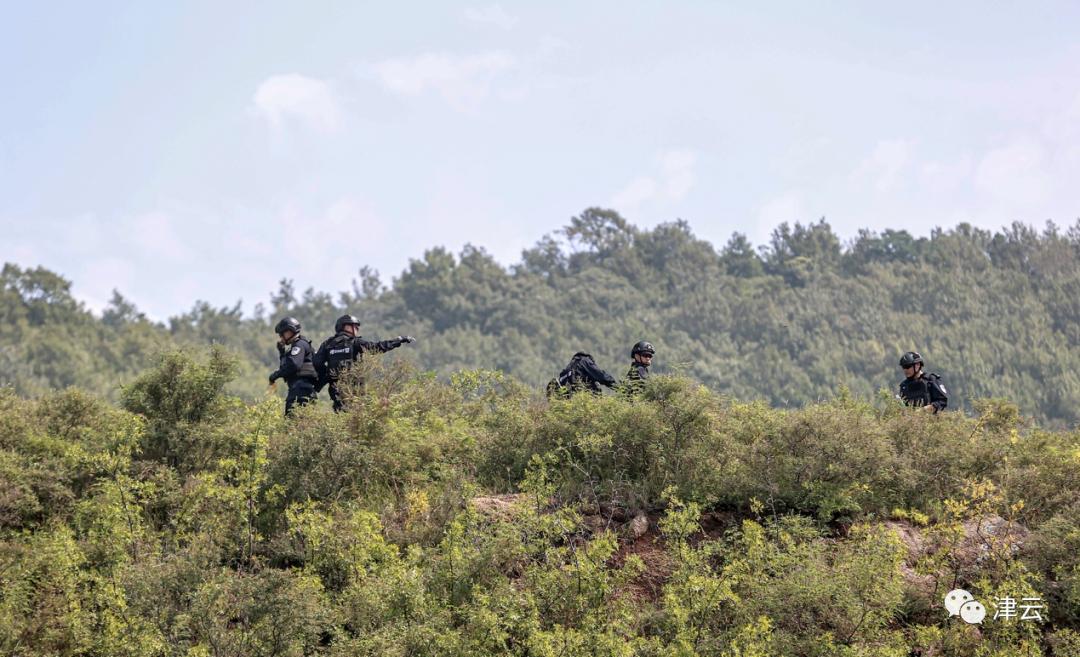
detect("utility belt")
[285,363,319,384]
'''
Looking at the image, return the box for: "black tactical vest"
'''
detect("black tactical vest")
[283,336,318,382]
[900,372,941,406]
[323,333,357,381]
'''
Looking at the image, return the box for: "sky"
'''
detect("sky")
[2,1,1079,319]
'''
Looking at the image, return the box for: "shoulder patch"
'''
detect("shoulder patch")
[290,346,301,356]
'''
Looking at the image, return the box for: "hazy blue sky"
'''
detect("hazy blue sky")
[3,2,1079,318]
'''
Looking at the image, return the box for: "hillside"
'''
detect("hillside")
[3,210,1080,426]
[2,351,1079,655]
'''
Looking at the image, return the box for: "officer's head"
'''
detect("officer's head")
[631,341,655,364]
[335,314,361,336]
[899,351,923,378]
[275,317,301,341]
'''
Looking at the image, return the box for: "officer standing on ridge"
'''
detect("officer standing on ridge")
[314,314,415,412]
[898,351,948,413]
[623,341,654,396]
[269,317,319,416]
[547,351,618,398]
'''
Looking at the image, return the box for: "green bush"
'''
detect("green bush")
[3,348,1079,655]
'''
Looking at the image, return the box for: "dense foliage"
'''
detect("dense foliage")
[2,352,1080,655]
[3,210,1080,427]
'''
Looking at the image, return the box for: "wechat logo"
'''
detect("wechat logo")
[945,589,986,624]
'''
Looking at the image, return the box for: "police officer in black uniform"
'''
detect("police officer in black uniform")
[548,352,618,398]
[623,341,655,395]
[269,317,319,416]
[898,351,948,413]
[314,314,415,412]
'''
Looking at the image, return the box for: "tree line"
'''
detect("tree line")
[3,209,1080,425]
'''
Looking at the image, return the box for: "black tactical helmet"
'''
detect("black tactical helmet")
[335,314,361,333]
[631,341,655,357]
[899,351,923,368]
[275,317,302,335]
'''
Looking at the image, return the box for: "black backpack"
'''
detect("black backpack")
[545,353,591,398]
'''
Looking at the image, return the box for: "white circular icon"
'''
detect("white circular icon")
[959,600,986,624]
[944,589,973,616]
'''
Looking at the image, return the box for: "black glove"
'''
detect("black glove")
[399,335,415,344]
[269,372,280,385]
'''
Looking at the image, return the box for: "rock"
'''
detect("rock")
[629,513,649,540]
[884,515,1030,618]
[885,515,1029,571]
[578,502,600,515]
[599,504,629,522]
[958,515,1029,566]
[470,494,528,520]
[582,514,609,535]
[884,520,927,564]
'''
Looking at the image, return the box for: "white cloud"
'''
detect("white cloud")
[609,149,698,213]
[127,211,191,261]
[757,193,805,234]
[537,35,573,58]
[611,177,658,209]
[974,137,1050,206]
[660,149,697,200]
[1038,92,1080,185]
[79,257,136,314]
[252,74,343,132]
[6,242,40,267]
[920,156,972,194]
[1042,91,1080,148]
[852,139,913,192]
[367,51,517,111]
[285,198,390,283]
[8,198,399,321]
[417,167,518,263]
[464,4,518,30]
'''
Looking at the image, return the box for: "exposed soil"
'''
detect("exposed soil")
[469,493,1029,613]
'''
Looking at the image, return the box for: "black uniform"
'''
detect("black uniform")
[623,361,649,396]
[899,372,948,412]
[270,335,319,416]
[314,332,408,411]
[549,352,618,397]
